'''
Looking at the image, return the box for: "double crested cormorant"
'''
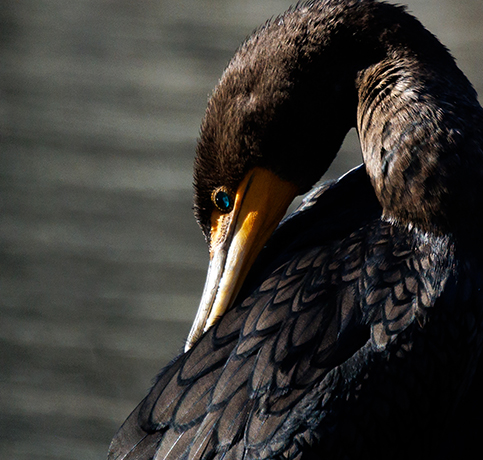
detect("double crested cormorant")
[109,1,483,459]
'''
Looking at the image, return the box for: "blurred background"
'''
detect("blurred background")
[0,0,481,458]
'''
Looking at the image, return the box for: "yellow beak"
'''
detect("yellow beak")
[185,167,299,351]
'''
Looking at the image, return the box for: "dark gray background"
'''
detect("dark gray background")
[1,1,482,458]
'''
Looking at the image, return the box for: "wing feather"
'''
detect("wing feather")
[109,167,472,460]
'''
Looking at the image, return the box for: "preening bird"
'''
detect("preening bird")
[108,0,483,459]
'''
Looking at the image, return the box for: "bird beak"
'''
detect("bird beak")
[185,167,298,351]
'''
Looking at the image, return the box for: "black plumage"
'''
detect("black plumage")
[108,1,483,459]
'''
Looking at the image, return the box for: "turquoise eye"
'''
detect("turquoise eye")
[212,187,234,213]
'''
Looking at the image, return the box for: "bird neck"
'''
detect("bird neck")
[356,50,483,239]
[280,1,483,240]
[259,1,483,240]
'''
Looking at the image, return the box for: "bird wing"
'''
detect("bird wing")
[108,167,456,460]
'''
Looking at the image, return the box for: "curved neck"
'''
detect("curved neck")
[274,0,483,236]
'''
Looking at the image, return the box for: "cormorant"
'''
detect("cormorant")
[108,1,483,458]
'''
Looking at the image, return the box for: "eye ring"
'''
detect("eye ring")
[211,186,234,213]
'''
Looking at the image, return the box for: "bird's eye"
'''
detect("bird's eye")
[212,187,234,213]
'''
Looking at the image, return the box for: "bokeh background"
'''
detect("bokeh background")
[1,0,482,458]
